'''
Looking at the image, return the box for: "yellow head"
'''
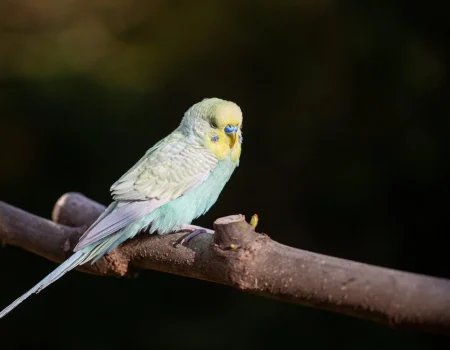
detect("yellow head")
[181,98,243,162]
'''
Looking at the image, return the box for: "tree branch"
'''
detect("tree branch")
[1,193,449,335]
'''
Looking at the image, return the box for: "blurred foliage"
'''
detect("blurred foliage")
[0,0,449,349]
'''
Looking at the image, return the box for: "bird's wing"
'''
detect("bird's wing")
[74,135,217,251]
[73,200,165,251]
[110,136,218,201]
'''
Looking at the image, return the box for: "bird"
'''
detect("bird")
[0,97,243,318]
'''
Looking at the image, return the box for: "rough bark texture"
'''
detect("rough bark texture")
[1,192,449,335]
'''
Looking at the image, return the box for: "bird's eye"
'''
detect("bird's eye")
[209,120,218,129]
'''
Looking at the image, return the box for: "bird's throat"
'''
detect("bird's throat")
[207,133,240,161]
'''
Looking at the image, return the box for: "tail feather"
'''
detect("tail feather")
[90,225,139,264]
[0,212,149,319]
[89,232,123,264]
[0,249,88,319]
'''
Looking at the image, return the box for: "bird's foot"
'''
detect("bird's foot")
[178,225,214,245]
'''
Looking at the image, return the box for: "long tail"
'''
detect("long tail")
[0,211,147,319]
[0,249,89,319]
[0,228,136,319]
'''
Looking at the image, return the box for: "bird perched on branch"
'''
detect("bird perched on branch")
[0,97,243,318]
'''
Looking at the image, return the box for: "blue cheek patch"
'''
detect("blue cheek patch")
[239,134,243,143]
[211,135,220,142]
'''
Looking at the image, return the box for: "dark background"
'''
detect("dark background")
[1,1,449,349]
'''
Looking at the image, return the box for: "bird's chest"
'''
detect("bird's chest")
[147,157,238,234]
[187,159,236,214]
[165,158,237,222]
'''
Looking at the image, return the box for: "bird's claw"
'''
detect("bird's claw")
[178,225,214,245]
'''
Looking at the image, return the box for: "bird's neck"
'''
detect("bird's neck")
[206,135,241,163]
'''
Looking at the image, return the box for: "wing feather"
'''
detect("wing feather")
[74,200,167,251]
[75,132,218,250]
[110,134,218,201]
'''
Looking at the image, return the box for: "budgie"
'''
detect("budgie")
[0,97,243,318]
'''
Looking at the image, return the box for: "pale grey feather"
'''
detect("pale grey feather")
[74,199,167,251]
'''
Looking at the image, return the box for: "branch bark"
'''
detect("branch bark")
[1,193,449,335]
